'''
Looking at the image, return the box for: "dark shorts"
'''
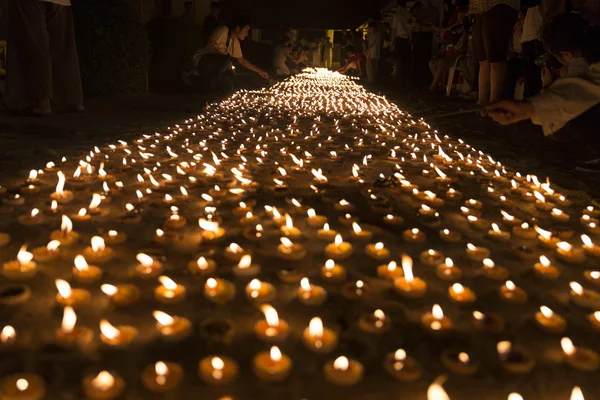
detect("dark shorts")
[472,4,518,63]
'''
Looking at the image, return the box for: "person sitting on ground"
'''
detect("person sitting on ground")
[484,21,600,149]
[273,39,292,77]
[336,49,365,76]
[186,15,269,93]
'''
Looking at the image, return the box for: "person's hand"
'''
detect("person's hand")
[483,100,534,125]
[258,70,269,79]
[541,66,553,88]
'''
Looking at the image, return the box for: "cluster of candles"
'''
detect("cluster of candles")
[0,69,597,398]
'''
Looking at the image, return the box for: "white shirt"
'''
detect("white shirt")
[39,0,71,5]
[530,63,600,135]
[209,26,243,59]
[521,6,543,43]
[392,7,412,39]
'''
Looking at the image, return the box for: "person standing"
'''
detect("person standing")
[470,0,521,105]
[365,22,380,83]
[391,0,413,87]
[6,0,83,115]
[520,5,544,98]
[411,0,441,89]
[322,36,333,68]
[201,1,220,40]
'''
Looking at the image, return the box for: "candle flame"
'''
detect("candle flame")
[394,349,406,361]
[432,304,444,320]
[458,352,469,364]
[99,320,120,339]
[16,379,29,392]
[427,375,450,400]
[261,304,280,327]
[280,237,293,248]
[570,387,584,400]
[92,371,115,390]
[89,193,102,210]
[333,356,349,371]
[508,394,524,400]
[74,255,89,271]
[309,317,323,337]
[561,337,576,356]
[570,281,584,295]
[136,253,154,266]
[90,236,105,252]
[62,306,77,332]
[238,255,252,269]
[497,341,512,355]
[402,254,414,281]
[581,234,594,248]
[270,346,282,362]
[55,279,72,298]
[159,276,178,291]
[101,284,118,296]
[55,171,66,194]
[61,215,73,234]
[1,326,16,343]
[211,357,224,370]
[375,242,384,250]
[17,245,34,265]
[153,310,175,326]
[452,283,464,294]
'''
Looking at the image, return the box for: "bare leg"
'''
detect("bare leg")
[478,61,491,106]
[490,61,508,103]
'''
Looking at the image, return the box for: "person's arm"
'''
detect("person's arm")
[205,39,220,54]
[484,100,537,125]
[236,57,269,79]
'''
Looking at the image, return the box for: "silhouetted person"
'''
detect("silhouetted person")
[6,0,83,115]
[181,1,195,26]
[201,1,220,39]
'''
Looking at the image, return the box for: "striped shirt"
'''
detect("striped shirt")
[469,0,520,14]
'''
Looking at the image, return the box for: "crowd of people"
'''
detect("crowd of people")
[332,0,600,170]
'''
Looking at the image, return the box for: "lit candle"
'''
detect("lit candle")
[534,225,560,249]
[383,214,404,226]
[512,222,537,240]
[302,317,337,354]
[487,223,511,242]
[203,278,235,304]
[358,309,390,333]
[323,356,364,386]
[501,210,522,226]
[421,304,453,333]
[581,234,600,257]
[252,346,292,382]
[99,319,138,347]
[72,255,102,283]
[199,219,226,241]
[50,215,79,246]
[561,337,599,371]
[556,241,586,264]
[0,374,46,400]
[394,254,427,298]
[533,255,560,279]
[341,280,371,300]
[1,246,38,280]
[55,306,93,347]
[55,279,91,308]
[18,208,46,226]
[153,310,192,341]
[306,208,327,227]
[321,259,347,282]
[351,222,373,241]
[246,279,276,303]
[198,356,239,386]
[534,306,566,334]
[551,208,570,222]
[324,235,353,260]
[82,236,114,264]
[448,283,476,304]
[377,260,404,281]
[587,311,600,331]
[436,257,462,281]
[383,349,422,382]
[569,281,600,308]
[82,371,125,400]
[135,253,163,278]
[254,305,289,343]
[403,228,426,243]
[154,276,186,304]
[297,278,327,306]
[584,270,600,286]
[439,229,461,243]
[101,283,140,306]
[419,249,444,267]
[187,256,216,276]
[441,350,479,376]
[496,341,535,373]
[470,310,505,333]
[465,243,490,262]
[51,171,74,203]
[499,280,527,304]
[277,237,306,261]
[141,361,184,392]
[365,242,390,261]
[280,214,302,238]
[317,223,338,241]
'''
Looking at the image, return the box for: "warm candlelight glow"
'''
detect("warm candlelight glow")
[17,246,34,265]
[90,236,105,252]
[99,320,120,339]
[153,310,175,326]
[333,356,349,371]
[61,306,77,332]
[402,254,414,282]
[270,346,282,362]
[55,279,72,299]
[91,371,115,391]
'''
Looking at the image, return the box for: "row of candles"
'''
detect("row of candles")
[0,69,598,399]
